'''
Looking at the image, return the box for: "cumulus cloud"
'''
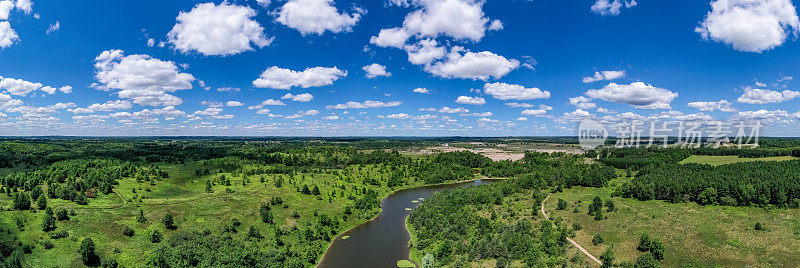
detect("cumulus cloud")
[285,109,319,119]
[582,70,625,83]
[398,0,496,42]
[7,102,75,119]
[385,113,412,119]
[192,107,223,116]
[0,92,22,109]
[69,100,132,114]
[569,96,597,109]
[167,2,272,56]
[0,1,13,20]
[14,0,31,14]
[585,82,677,109]
[226,101,244,107]
[436,106,469,113]
[0,21,19,49]
[276,0,362,35]
[326,100,402,109]
[562,109,593,121]
[322,115,340,120]
[282,93,314,102]
[687,99,737,111]
[412,87,430,94]
[521,109,548,116]
[454,96,485,105]
[735,109,790,120]
[426,48,519,80]
[483,82,550,100]
[92,50,195,106]
[362,63,391,78]
[248,99,286,113]
[0,76,71,96]
[404,38,446,65]
[591,0,637,16]
[696,0,800,52]
[252,66,346,89]
[736,86,800,104]
[370,27,411,48]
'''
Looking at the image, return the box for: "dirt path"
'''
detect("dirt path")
[540,195,603,266]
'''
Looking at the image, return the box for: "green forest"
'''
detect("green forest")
[0,138,799,267]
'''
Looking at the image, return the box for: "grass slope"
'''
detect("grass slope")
[679,155,799,167]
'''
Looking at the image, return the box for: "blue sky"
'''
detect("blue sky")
[1,0,800,136]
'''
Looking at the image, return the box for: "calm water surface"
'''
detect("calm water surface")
[317,179,497,268]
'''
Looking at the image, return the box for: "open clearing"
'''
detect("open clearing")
[679,155,799,166]
[542,182,800,267]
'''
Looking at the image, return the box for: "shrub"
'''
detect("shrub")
[122,226,135,237]
[151,230,162,243]
[634,252,660,268]
[572,222,582,231]
[556,199,568,210]
[592,234,604,245]
[637,233,652,252]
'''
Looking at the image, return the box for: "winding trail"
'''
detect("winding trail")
[540,195,603,266]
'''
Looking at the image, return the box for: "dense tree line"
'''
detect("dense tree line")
[621,160,800,206]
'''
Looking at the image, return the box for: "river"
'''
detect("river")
[317,179,498,268]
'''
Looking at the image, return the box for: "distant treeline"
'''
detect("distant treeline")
[593,146,800,170]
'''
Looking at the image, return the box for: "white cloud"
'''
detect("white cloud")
[322,115,339,120]
[370,27,410,48]
[285,109,319,118]
[93,50,195,106]
[217,87,240,92]
[326,100,402,109]
[362,63,391,78]
[437,106,469,113]
[585,82,677,109]
[687,99,737,111]
[591,0,637,16]
[46,21,59,34]
[226,101,244,107]
[404,38,446,65]
[167,2,272,56]
[282,93,314,102]
[562,109,593,121]
[426,48,519,80]
[192,107,223,116]
[256,0,271,7]
[696,0,800,52]
[569,96,597,109]
[400,0,496,42]
[0,1,13,20]
[7,102,75,118]
[412,87,430,94]
[276,0,362,35]
[69,100,132,114]
[252,66,346,89]
[248,99,287,111]
[147,38,155,47]
[505,102,533,108]
[516,117,527,121]
[0,92,22,109]
[386,113,412,119]
[483,82,550,100]
[14,0,31,14]
[737,86,800,104]
[0,21,19,48]
[0,76,71,96]
[521,109,548,115]
[454,96,485,105]
[582,70,625,83]
[735,109,790,119]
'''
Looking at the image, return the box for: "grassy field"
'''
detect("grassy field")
[541,178,800,267]
[0,161,430,267]
[679,155,800,166]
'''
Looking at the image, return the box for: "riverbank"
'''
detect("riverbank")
[405,177,508,267]
[317,176,507,267]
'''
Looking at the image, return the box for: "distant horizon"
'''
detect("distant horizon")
[2,1,800,136]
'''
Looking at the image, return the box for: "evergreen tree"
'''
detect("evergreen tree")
[37,195,47,210]
[638,233,652,252]
[650,238,665,260]
[79,237,97,265]
[600,247,614,268]
[162,214,176,230]
[137,209,147,223]
[41,213,56,232]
